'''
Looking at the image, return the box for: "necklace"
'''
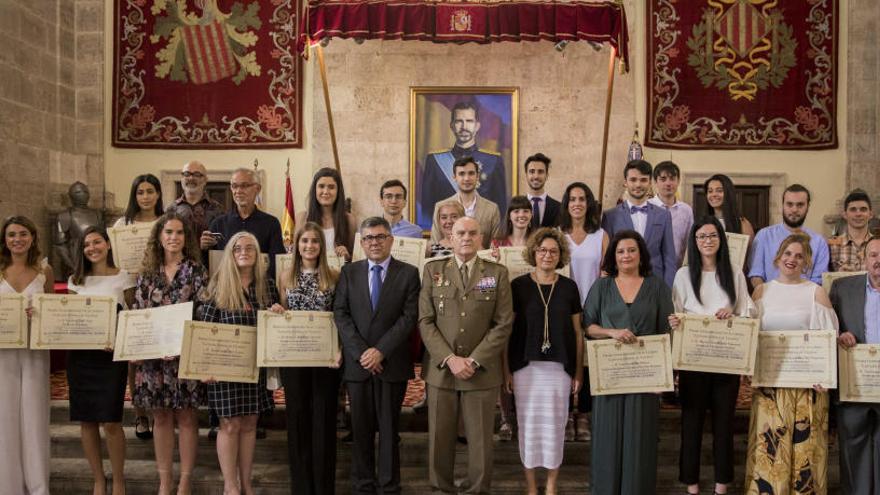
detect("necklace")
[534,273,558,354]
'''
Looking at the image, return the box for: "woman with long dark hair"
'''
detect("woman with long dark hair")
[115,173,164,227]
[668,216,755,495]
[67,226,136,495]
[0,215,55,494]
[296,167,357,261]
[703,174,755,238]
[558,182,607,441]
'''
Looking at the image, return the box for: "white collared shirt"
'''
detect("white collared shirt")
[458,194,478,218]
[367,256,391,294]
[626,200,648,237]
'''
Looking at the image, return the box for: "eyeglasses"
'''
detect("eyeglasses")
[233,245,257,254]
[230,182,257,190]
[362,234,391,243]
[695,233,720,242]
[181,172,205,178]
[536,247,560,257]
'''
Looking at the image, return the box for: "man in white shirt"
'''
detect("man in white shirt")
[524,153,561,228]
[648,161,694,267]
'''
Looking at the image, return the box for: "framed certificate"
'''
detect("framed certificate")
[108,221,156,274]
[30,294,117,350]
[839,344,880,403]
[586,334,674,396]
[352,233,428,270]
[726,233,749,270]
[822,271,866,295]
[257,310,339,367]
[752,330,837,389]
[210,250,269,279]
[113,301,194,361]
[0,293,28,349]
[178,321,259,383]
[671,314,760,375]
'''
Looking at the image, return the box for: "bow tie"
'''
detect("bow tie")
[630,205,649,214]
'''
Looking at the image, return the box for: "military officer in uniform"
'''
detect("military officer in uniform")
[419,100,507,229]
[419,216,514,494]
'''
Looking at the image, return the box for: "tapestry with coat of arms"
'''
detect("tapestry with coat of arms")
[646,0,837,149]
[112,0,302,148]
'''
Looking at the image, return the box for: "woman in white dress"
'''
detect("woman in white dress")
[114,173,164,440]
[743,233,838,494]
[67,227,136,495]
[0,215,55,494]
[558,181,607,441]
[668,216,755,495]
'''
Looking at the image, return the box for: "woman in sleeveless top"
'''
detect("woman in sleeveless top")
[668,217,755,495]
[296,167,357,261]
[67,226,136,495]
[200,232,278,494]
[744,234,837,495]
[558,182,608,441]
[131,212,208,495]
[113,173,164,440]
[271,221,341,495]
[0,215,55,494]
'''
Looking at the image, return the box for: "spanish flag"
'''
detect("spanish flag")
[281,161,296,247]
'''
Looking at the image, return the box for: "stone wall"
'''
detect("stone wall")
[310,39,635,222]
[0,0,105,258]
[847,0,880,198]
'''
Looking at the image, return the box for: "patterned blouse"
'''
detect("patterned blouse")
[285,271,335,311]
[201,279,280,325]
[133,259,208,311]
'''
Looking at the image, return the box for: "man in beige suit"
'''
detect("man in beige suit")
[429,157,501,249]
[419,216,514,494]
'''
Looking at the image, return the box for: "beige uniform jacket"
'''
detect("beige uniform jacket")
[418,256,513,391]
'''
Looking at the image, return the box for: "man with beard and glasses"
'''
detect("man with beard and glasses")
[748,184,830,287]
[166,160,224,259]
[419,101,507,230]
[524,153,561,229]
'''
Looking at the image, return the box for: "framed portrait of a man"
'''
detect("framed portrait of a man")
[410,87,519,232]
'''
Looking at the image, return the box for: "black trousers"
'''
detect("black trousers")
[346,377,407,494]
[678,370,739,485]
[282,367,341,495]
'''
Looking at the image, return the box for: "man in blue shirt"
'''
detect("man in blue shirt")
[748,184,830,287]
[379,179,424,239]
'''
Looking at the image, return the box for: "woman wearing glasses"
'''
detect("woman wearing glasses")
[505,228,583,495]
[668,217,755,495]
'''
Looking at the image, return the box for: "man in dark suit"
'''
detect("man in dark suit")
[334,216,422,494]
[601,159,677,287]
[524,152,561,228]
[830,236,880,495]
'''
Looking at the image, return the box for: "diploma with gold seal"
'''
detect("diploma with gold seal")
[113,301,194,361]
[839,344,880,403]
[108,221,156,274]
[752,329,837,389]
[257,310,339,367]
[671,314,760,375]
[30,294,117,350]
[353,233,428,270]
[0,293,28,349]
[587,334,674,396]
[178,321,259,383]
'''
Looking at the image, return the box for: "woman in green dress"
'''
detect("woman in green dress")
[583,230,674,495]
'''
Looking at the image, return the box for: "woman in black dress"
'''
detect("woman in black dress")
[66,227,136,495]
[201,231,278,495]
[270,221,341,495]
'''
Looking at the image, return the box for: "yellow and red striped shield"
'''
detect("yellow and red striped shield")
[180,21,237,85]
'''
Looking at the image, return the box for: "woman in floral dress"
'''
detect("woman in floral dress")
[131,211,208,495]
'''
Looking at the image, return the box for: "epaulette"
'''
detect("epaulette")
[477,149,501,156]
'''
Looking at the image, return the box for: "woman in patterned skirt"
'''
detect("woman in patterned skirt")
[270,221,341,495]
[131,211,208,495]
[201,232,278,495]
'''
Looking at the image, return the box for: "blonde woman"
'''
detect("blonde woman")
[131,211,208,495]
[0,215,55,494]
[201,232,278,495]
[270,221,341,495]
[428,201,465,258]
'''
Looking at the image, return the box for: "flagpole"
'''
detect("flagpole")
[316,44,342,173]
[597,46,617,210]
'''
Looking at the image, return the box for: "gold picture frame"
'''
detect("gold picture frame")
[409,87,519,234]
